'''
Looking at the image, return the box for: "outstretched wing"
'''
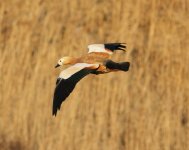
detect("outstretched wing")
[88,43,126,55]
[53,63,99,116]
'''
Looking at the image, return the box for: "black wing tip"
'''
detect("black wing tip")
[52,105,61,116]
[52,98,63,116]
[104,43,127,52]
[52,112,57,116]
[52,107,57,116]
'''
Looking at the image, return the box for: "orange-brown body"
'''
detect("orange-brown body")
[64,52,118,74]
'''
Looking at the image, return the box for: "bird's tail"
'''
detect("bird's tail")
[105,60,130,72]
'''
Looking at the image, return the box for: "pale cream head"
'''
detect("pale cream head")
[55,57,72,68]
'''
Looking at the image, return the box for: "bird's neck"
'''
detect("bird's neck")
[64,57,80,65]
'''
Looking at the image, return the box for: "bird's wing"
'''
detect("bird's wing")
[53,63,99,116]
[87,43,126,55]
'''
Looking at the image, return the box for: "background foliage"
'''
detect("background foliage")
[0,0,189,149]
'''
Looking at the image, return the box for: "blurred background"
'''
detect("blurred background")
[0,0,189,150]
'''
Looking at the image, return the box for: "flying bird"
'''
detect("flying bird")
[53,43,130,116]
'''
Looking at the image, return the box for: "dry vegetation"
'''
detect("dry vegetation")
[0,0,189,150]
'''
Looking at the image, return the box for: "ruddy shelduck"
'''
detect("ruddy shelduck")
[53,43,130,116]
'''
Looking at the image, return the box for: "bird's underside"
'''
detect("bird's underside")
[52,43,129,116]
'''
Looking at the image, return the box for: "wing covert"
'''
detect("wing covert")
[88,43,126,55]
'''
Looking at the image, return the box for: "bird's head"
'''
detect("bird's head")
[55,57,72,68]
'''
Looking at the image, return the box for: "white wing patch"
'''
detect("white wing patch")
[88,44,113,55]
[59,63,99,79]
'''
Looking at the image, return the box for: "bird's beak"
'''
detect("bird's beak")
[55,64,60,68]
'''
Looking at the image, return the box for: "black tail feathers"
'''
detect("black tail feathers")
[105,60,130,72]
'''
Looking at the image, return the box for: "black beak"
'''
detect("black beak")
[55,64,60,68]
